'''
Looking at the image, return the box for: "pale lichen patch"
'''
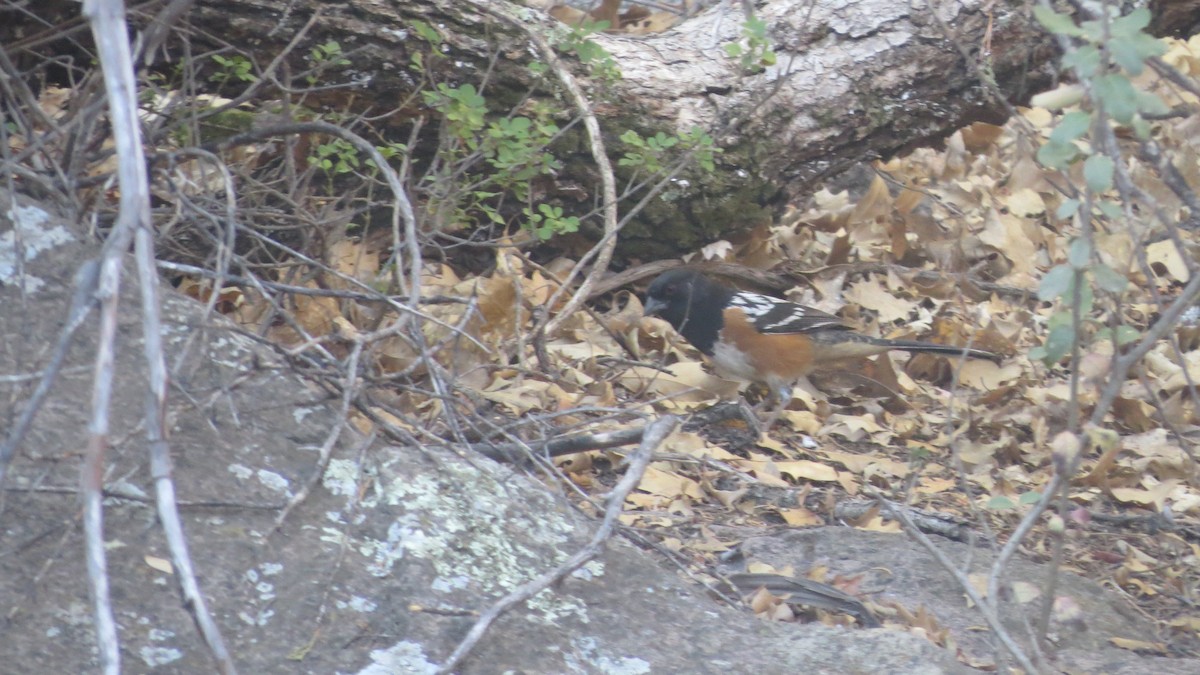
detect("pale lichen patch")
[335,453,589,625]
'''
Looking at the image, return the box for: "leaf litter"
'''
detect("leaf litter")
[141,30,1200,659]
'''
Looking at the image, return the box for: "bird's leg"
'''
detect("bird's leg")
[759,384,793,436]
[736,397,764,439]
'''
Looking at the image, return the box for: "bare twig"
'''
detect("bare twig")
[988,262,1200,647]
[81,2,149,671]
[470,2,620,338]
[81,259,121,675]
[159,260,469,304]
[190,119,420,316]
[589,258,1036,304]
[273,344,363,530]
[0,260,100,485]
[871,492,1038,673]
[292,431,373,658]
[437,415,678,673]
[272,309,433,530]
[833,501,979,543]
[84,0,236,671]
[3,483,283,510]
[133,0,195,66]
[473,426,648,462]
[722,572,879,627]
[1037,477,1070,642]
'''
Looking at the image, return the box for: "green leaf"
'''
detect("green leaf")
[1046,307,1073,330]
[1094,74,1138,124]
[1136,91,1170,116]
[1111,38,1147,75]
[1083,154,1114,193]
[1131,115,1152,140]
[1033,6,1083,36]
[1062,44,1102,78]
[1037,140,1079,170]
[1042,323,1077,363]
[1039,264,1074,301]
[1128,31,1168,60]
[1018,491,1043,505]
[1114,325,1140,346]
[1068,237,1092,268]
[1095,325,1140,347]
[1078,280,1095,315]
[986,495,1017,510]
[558,216,580,235]
[1056,199,1080,220]
[1093,263,1129,292]
[1110,8,1152,36]
[745,16,768,38]
[1097,199,1124,219]
[1049,111,1092,144]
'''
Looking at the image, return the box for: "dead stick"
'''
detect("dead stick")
[437,415,678,673]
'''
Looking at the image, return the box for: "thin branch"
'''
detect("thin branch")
[187,119,420,317]
[871,492,1038,673]
[437,415,678,673]
[0,260,100,485]
[833,501,978,543]
[274,343,363,530]
[471,2,621,338]
[81,1,150,671]
[158,260,469,304]
[133,0,195,66]
[472,426,648,463]
[84,0,237,670]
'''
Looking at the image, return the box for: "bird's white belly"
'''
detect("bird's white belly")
[710,340,761,382]
[710,337,795,400]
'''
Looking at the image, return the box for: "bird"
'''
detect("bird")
[642,268,998,423]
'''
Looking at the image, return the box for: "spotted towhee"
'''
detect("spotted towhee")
[643,269,998,407]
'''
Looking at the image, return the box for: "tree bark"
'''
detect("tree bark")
[8,1,1189,254]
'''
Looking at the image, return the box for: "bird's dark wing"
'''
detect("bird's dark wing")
[727,291,849,335]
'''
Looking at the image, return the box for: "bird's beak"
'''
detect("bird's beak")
[643,297,668,317]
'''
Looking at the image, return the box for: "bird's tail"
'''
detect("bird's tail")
[876,339,999,363]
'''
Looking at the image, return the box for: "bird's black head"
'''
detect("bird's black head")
[643,268,704,326]
[642,269,732,354]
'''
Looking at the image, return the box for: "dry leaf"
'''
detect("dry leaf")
[637,466,704,500]
[1109,637,1167,653]
[144,555,174,574]
[1146,240,1191,281]
[778,507,823,526]
[1003,188,1046,217]
[775,461,839,483]
[843,276,917,324]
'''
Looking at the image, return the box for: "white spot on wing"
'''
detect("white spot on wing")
[761,311,812,331]
[730,292,815,331]
[728,291,786,318]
